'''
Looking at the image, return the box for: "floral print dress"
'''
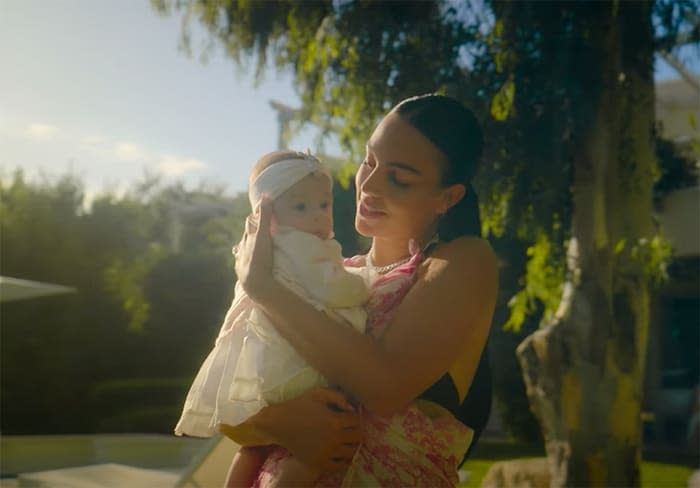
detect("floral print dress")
[254,250,474,487]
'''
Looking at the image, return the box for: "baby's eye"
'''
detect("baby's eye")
[295,203,306,211]
[320,201,329,209]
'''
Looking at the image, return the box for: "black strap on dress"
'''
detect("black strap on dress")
[456,345,491,463]
[415,240,493,464]
[416,345,491,465]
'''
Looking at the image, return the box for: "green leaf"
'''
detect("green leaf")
[614,239,626,255]
[490,76,515,121]
[335,162,358,190]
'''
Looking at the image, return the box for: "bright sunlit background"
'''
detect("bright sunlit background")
[1,0,314,203]
[1,0,697,202]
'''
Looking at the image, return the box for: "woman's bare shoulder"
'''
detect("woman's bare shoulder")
[421,236,497,279]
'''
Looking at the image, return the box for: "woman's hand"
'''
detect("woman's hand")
[220,387,362,473]
[270,388,362,472]
[234,197,275,302]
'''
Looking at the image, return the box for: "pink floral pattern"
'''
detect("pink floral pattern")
[253,252,473,487]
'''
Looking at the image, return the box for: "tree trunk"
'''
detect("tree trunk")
[516,4,656,487]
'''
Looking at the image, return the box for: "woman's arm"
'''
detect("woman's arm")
[237,202,498,416]
[219,387,362,471]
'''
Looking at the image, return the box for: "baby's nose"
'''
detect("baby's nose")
[314,207,329,219]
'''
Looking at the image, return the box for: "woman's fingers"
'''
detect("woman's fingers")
[328,444,359,471]
[244,197,271,237]
[332,443,359,460]
[245,214,258,235]
[250,199,272,262]
[268,387,362,472]
[309,388,362,470]
[332,410,362,467]
[257,195,273,234]
[312,387,355,413]
[234,197,275,300]
[338,432,361,447]
[334,412,362,431]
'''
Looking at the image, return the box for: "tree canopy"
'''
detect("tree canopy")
[152,0,698,332]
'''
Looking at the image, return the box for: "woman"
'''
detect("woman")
[224,94,498,486]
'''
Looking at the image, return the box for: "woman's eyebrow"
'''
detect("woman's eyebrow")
[389,162,421,175]
[366,141,421,175]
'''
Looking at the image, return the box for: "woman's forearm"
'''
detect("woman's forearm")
[256,281,399,413]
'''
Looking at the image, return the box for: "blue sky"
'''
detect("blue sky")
[1,0,305,200]
[1,0,697,202]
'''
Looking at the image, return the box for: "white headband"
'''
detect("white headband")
[249,154,330,208]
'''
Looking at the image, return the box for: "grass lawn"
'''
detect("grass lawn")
[458,460,495,487]
[640,462,695,488]
[458,442,696,487]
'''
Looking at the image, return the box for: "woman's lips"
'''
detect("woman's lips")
[358,201,386,219]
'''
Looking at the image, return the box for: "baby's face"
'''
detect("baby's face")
[272,172,333,239]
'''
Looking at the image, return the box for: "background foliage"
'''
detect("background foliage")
[2,0,697,439]
[0,168,366,434]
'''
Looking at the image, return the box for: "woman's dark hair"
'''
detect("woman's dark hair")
[395,94,491,463]
[393,94,483,240]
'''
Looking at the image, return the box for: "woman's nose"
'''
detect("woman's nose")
[359,167,382,196]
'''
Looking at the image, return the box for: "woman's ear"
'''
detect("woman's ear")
[438,183,466,215]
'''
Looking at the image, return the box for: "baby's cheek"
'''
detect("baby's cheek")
[298,217,317,234]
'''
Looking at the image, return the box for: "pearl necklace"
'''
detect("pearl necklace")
[366,234,440,275]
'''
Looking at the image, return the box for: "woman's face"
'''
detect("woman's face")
[355,111,462,242]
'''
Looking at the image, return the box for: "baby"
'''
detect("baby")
[175,150,369,485]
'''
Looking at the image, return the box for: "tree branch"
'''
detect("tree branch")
[658,51,700,93]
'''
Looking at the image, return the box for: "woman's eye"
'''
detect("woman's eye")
[295,203,306,211]
[390,173,410,188]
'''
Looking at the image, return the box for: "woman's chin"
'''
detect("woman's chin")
[355,217,379,237]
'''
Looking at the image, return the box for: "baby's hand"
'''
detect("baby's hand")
[235,196,275,302]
